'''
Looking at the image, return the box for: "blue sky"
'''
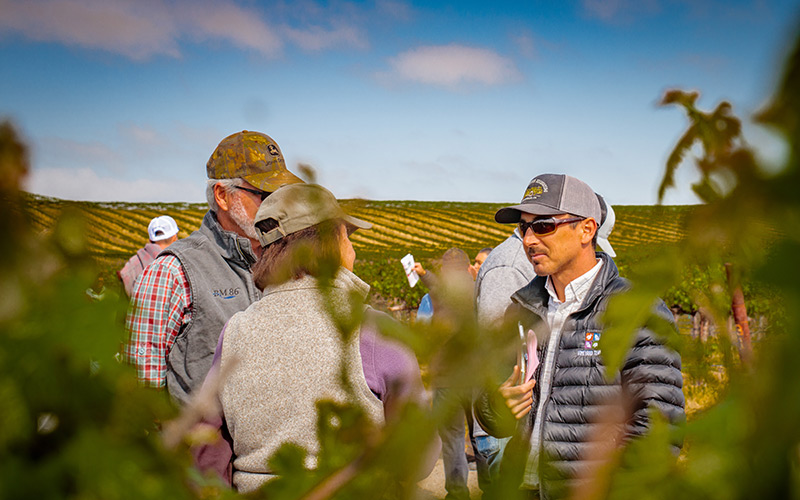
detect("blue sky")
[1,0,797,205]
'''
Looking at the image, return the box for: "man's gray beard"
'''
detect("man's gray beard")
[229,195,259,241]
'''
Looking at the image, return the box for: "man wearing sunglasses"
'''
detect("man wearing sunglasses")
[125,131,303,405]
[474,174,684,499]
[472,192,615,497]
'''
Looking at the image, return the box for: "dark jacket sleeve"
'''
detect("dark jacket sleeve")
[474,386,519,438]
[473,303,530,439]
[620,299,685,451]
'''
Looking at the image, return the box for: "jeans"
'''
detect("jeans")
[434,387,471,500]
[471,434,509,498]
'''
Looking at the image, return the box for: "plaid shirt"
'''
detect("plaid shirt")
[125,254,191,386]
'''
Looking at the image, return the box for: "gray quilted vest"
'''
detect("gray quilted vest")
[163,211,261,405]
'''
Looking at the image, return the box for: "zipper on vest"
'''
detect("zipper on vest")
[234,237,263,300]
[234,238,248,265]
[528,306,570,490]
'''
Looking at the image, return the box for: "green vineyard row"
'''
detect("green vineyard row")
[20,193,703,309]
[21,194,691,260]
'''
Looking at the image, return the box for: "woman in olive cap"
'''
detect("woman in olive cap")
[197,183,438,492]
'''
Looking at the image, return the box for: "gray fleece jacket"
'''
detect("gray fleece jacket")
[219,268,384,493]
[474,228,535,326]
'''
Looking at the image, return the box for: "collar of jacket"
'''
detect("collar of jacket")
[142,241,164,258]
[199,210,259,268]
[511,252,626,319]
[262,267,371,301]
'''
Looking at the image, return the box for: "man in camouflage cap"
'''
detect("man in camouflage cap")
[126,131,303,404]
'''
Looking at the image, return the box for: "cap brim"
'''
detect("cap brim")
[151,233,175,242]
[244,169,304,192]
[495,203,565,223]
[343,214,371,232]
[597,237,616,258]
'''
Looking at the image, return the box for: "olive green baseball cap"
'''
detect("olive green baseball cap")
[254,183,371,247]
[206,130,303,191]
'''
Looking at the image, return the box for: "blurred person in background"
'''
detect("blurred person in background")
[118,215,180,297]
[469,247,493,280]
[195,183,438,492]
[125,131,303,405]
[415,247,491,321]
[472,214,536,499]
[415,248,476,500]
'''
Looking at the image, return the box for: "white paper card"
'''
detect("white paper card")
[400,253,419,288]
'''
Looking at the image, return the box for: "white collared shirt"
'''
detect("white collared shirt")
[544,259,604,335]
[524,258,604,488]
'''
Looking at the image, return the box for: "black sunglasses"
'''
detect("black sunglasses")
[519,216,585,236]
[234,186,271,201]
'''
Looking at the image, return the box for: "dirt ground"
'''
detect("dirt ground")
[414,458,481,500]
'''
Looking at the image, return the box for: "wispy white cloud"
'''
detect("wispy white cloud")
[0,0,372,60]
[118,123,166,148]
[639,52,728,75]
[284,23,367,51]
[0,0,181,60]
[26,122,216,201]
[44,136,125,171]
[25,166,201,202]
[180,2,282,56]
[274,0,372,52]
[580,0,661,24]
[511,30,567,60]
[376,0,413,22]
[513,31,537,59]
[384,44,521,88]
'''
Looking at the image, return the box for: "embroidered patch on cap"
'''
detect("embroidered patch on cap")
[522,178,548,200]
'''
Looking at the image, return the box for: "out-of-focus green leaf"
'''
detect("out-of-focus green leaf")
[263,444,316,498]
[0,378,31,448]
[600,290,659,376]
[53,207,89,257]
[604,414,680,500]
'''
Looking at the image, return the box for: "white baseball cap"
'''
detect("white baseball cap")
[148,215,179,242]
[595,195,616,258]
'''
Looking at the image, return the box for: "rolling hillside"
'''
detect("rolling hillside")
[20,193,692,264]
[18,193,698,309]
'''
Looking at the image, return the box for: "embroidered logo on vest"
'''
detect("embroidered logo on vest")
[212,287,241,299]
[578,331,601,356]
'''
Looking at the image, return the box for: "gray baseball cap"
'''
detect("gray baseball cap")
[495,173,602,224]
[254,183,371,247]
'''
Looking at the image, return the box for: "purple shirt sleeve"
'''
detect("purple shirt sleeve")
[191,321,233,485]
[359,310,441,479]
[359,312,423,413]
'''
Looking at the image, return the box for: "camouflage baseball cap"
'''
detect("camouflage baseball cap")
[206,131,303,192]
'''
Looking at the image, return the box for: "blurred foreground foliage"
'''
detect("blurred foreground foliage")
[0,124,197,499]
[591,22,800,500]
[0,21,798,500]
